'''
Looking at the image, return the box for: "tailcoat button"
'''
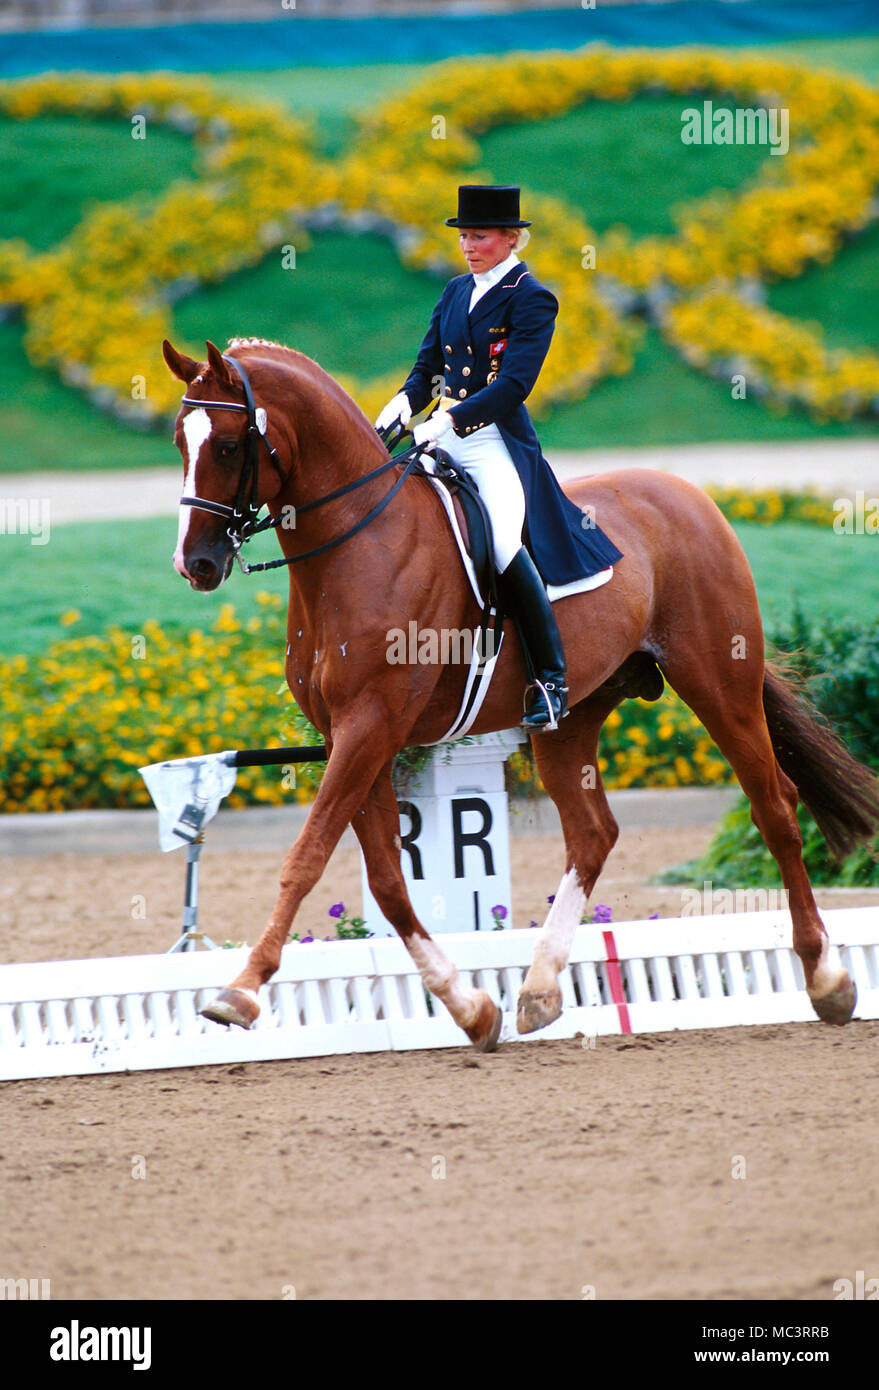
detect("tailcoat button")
[458,389,467,398]
[462,366,471,376]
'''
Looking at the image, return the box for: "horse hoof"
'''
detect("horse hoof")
[464,993,503,1052]
[200,987,260,1030]
[517,986,562,1035]
[810,976,857,1026]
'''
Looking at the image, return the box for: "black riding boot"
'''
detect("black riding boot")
[498,547,568,730]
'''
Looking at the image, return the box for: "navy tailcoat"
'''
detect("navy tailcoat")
[400,260,623,585]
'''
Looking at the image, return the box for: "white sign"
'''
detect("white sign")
[360,730,525,935]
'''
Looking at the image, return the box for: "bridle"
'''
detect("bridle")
[180,354,287,555]
[178,354,432,575]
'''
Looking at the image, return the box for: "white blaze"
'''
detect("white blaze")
[174,408,213,575]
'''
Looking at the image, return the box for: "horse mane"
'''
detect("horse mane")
[224,337,380,442]
[226,336,303,361]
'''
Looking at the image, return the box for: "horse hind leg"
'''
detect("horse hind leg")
[517,695,621,1034]
[662,650,857,1025]
[353,765,502,1051]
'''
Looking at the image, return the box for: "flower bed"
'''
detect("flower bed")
[1,594,734,814]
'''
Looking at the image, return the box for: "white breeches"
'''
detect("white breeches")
[439,424,526,572]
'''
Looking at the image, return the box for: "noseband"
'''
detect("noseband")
[180,354,286,551]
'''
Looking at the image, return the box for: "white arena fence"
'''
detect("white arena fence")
[2,908,878,1080]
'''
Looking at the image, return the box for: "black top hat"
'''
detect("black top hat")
[445,185,531,228]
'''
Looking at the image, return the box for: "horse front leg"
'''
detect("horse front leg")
[353,763,502,1050]
[200,721,396,1029]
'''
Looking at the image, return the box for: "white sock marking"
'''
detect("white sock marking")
[406,935,480,1029]
[528,867,586,988]
[809,934,846,998]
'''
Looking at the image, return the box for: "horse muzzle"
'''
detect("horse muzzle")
[174,538,234,591]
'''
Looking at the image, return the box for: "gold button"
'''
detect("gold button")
[466,346,473,355]
[462,366,470,376]
[444,388,452,396]
[458,389,467,398]
[444,345,452,353]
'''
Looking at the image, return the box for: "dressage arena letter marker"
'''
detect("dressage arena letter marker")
[452,799,494,878]
[397,802,424,880]
[361,734,519,935]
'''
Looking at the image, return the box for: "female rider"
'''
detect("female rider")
[375,184,622,729]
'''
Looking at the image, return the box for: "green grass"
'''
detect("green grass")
[0,114,198,252]
[0,517,286,660]
[732,36,879,85]
[0,321,170,473]
[3,513,876,660]
[765,220,879,353]
[541,325,879,447]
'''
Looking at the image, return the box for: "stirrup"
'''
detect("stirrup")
[522,677,568,731]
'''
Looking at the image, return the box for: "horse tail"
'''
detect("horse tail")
[762,661,879,862]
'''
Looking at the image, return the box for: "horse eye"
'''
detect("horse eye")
[217,439,238,458]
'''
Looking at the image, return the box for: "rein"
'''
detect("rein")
[179,360,429,573]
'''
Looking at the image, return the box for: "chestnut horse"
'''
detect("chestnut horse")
[164,336,879,1048]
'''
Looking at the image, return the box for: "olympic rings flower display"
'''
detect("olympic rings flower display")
[1,48,876,427]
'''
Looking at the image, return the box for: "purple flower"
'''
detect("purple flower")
[648,911,659,920]
[328,903,345,919]
[547,894,555,905]
[300,935,314,943]
[593,904,613,924]
[491,904,507,921]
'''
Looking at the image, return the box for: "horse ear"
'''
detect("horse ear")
[205,340,235,388]
[162,339,203,384]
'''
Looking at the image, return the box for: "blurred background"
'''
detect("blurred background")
[1,0,877,894]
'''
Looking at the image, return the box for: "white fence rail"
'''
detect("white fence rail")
[2,908,878,1080]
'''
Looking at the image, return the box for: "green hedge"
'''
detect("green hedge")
[678,609,879,886]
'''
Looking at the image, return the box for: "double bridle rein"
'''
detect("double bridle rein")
[180,354,427,574]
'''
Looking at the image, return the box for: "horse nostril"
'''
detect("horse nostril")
[190,557,217,585]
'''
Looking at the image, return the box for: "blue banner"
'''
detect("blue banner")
[0,1,876,77]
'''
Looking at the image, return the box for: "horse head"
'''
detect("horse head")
[164,338,291,591]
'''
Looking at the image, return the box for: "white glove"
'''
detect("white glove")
[375,391,412,431]
[412,409,454,450]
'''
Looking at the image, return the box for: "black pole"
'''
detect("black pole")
[228,745,328,768]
